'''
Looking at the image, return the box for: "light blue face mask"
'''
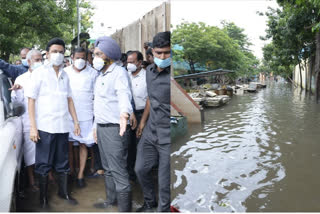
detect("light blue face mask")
[154,57,171,69]
[21,59,28,67]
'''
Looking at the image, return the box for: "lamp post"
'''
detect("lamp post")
[77,0,81,47]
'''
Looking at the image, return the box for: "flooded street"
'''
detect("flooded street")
[17,172,145,212]
[171,81,320,212]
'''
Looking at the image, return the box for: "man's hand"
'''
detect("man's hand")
[136,120,146,138]
[130,113,137,130]
[119,112,129,136]
[30,127,40,143]
[93,128,97,144]
[9,84,22,91]
[74,123,81,136]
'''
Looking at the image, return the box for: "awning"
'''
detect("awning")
[174,68,235,79]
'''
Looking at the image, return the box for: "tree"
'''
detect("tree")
[262,0,320,97]
[222,21,259,78]
[172,22,243,74]
[221,21,252,52]
[0,0,93,61]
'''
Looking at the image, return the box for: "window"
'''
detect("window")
[0,74,13,119]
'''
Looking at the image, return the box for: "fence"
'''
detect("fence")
[111,1,170,57]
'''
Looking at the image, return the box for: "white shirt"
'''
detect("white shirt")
[129,68,147,111]
[26,63,72,134]
[94,62,133,125]
[11,70,32,132]
[65,65,98,121]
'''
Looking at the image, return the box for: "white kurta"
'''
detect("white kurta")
[12,71,32,132]
[129,68,148,111]
[65,65,98,145]
[11,70,35,166]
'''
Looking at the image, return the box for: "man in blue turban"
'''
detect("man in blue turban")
[92,36,133,212]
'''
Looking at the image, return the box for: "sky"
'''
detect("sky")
[171,0,279,59]
[88,0,168,38]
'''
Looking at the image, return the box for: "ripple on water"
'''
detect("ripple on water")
[172,83,289,212]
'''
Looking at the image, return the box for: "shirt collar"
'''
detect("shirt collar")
[131,68,145,78]
[47,63,64,77]
[150,64,170,75]
[102,62,117,76]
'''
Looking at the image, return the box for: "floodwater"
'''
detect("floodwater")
[171,81,320,212]
[17,172,145,212]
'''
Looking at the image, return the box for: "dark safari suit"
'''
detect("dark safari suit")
[135,64,171,212]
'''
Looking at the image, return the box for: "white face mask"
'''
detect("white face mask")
[74,58,86,70]
[31,62,42,71]
[50,53,64,66]
[93,57,105,71]
[127,63,137,72]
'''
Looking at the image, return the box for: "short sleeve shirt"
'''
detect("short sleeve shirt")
[26,64,72,134]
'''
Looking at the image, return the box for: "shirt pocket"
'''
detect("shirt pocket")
[97,80,113,98]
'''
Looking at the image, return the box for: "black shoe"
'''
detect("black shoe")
[58,193,78,205]
[93,176,117,209]
[136,201,157,212]
[93,200,116,209]
[76,178,86,188]
[57,173,78,205]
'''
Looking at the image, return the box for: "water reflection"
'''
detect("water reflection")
[171,82,320,212]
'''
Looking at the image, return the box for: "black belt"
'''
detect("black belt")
[135,109,144,114]
[97,123,119,127]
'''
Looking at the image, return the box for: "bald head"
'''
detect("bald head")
[20,48,30,60]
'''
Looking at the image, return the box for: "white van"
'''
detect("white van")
[0,71,24,211]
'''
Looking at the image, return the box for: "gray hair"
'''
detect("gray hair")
[26,49,42,61]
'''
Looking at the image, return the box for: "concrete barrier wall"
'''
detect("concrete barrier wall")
[171,78,202,123]
[293,60,316,92]
[111,2,170,57]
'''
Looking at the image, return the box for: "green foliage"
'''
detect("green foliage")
[221,20,252,52]
[172,21,258,78]
[0,0,93,61]
[262,0,320,78]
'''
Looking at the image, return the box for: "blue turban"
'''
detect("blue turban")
[95,36,121,60]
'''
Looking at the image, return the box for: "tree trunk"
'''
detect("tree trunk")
[298,60,303,89]
[304,60,308,91]
[315,31,320,102]
[309,55,315,93]
[189,59,195,74]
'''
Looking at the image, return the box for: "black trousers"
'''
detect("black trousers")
[35,130,69,176]
[127,110,144,180]
[92,144,103,171]
[135,135,171,212]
